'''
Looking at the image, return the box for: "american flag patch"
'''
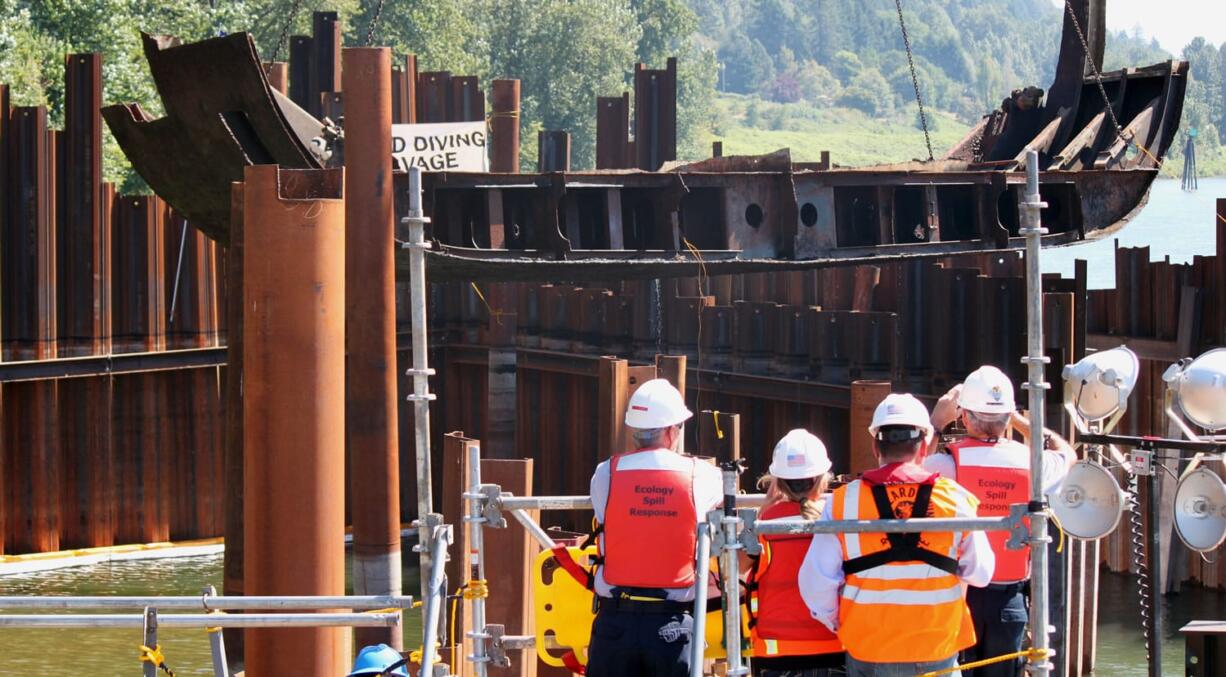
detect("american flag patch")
[787,453,806,467]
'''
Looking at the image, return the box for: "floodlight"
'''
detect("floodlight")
[1062,346,1139,425]
[1164,348,1226,432]
[1051,461,1127,540]
[1173,468,1226,552]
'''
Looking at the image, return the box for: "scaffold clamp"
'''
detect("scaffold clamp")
[479,485,508,529]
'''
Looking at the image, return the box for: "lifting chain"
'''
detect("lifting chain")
[269,0,304,64]
[365,0,388,46]
[894,0,934,161]
[1062,0,1125,142]
[1127,471,1156,665]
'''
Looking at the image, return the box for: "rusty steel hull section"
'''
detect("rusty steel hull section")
[242,165,346,676]
[102,33,320,241]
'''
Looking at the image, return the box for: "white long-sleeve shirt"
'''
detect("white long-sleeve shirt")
[797,479,995,633]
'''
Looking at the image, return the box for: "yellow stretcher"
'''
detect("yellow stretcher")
[532,545,749,670]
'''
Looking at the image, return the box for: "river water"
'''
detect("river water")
[0,552,1223,674]
[1042,177,1226,288]
[2,178,1224,674]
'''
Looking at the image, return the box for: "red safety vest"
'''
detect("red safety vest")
[748,500,843,658]
[948,437,1032,582]
[600,449,698,589]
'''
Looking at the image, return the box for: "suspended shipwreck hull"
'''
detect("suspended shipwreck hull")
[102,0,1186,282]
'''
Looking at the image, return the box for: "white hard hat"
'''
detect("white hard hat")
[869,393,933,435]
[769,429,832,479]
[624,379,693,429]
[958,365,1016,414]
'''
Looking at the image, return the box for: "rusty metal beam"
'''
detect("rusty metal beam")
[490,80,520,173]
[343,47,402,651]
[596,93,630,170]
[243,165,347,676]
[60,53,107,358]
[310,12,341,119]
[0,347,225,382]
[222,181,245,669]
[538,131,570,172]
[633,58,677,171]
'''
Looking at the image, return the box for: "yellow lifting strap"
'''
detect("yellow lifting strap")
[917,647,1052,677]
[138,644,176,676]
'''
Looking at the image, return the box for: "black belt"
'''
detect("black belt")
[597,595,723,615]
[986,580,1027,592]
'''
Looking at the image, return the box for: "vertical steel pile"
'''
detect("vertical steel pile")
[633,58,677,171]
[57,53,113,550]
[343,46,403,650]
[242,164,347,675]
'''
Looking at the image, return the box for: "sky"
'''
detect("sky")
[1051,0,1226,54]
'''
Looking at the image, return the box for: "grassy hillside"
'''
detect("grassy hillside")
[710,94,972,167]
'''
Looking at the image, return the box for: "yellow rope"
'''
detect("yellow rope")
[917,647,1051,677]
[462,579,489,600]
[138,644,176,676]
[469,282,507,327]
[682,236,709,414]
[450,586,462,670]
[1047,508,1067,554]
[204,609,226,634]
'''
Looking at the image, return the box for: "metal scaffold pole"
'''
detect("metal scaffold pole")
[402,167,437,608]
[1020,149,1053,676]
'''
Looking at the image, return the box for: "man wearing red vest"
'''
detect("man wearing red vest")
[926,366,1076,677]
[798,393,995,677]
[588,378,722,677]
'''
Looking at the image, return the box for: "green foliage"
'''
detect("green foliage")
[838,68,891,116]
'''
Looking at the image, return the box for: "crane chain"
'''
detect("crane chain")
[894,0,934,161]
[269,0,304,64]
[365,0,388,46]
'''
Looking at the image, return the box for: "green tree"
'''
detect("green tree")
[831,50,862,84]
[837,67,891,116]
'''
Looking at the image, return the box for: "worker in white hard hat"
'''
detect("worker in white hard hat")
[745,429,845,676]
[925,366,1076,677]
[798,393,994,677]
[587,378,722,677]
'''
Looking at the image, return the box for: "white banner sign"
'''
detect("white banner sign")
[391,121,488,172]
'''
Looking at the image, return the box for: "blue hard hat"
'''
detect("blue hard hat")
[348,644,410,676]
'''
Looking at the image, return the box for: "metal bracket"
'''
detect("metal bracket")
[480,484,508,529]
[414,513,453,560]
[738,508,762,557]
[486,624,512,668]
[707,510,728,549]
[1005,503,1031,551]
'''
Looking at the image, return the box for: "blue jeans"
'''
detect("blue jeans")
[845,654,959,677]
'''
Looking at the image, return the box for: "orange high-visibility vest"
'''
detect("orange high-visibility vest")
[601,450,698,589]
[948,437,1032,583]
[748,500,843,658]
[831,477,976,663]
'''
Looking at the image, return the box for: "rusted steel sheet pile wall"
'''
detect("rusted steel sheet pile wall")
[0,57,225,555]
[421,250,1079,521]
[1086,200,1226,589]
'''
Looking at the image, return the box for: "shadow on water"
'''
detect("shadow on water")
[0,554,423,675]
